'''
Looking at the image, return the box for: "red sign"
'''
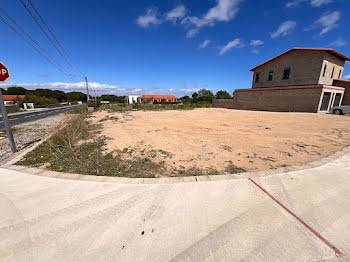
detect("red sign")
[0,62,10,82]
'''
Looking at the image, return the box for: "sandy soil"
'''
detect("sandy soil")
[91,109,350,174]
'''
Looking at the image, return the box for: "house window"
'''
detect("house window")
[255,73,260,82]
[268,71,273,81]
[283,68,290,79]
[322,62,328,77]
[338,69,342,79]
[331,66,335,78]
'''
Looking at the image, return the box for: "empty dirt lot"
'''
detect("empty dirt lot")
[92,108,350,175]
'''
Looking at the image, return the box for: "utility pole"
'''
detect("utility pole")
[85,76,90,102]
[0,89,17,153]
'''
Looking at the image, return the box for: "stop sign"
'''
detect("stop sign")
[0,62,10,82]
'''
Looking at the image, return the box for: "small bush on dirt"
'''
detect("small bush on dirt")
[66,106,88,115]
[99,103,210,113]
[88,99,101,109]
[225,164,246,174]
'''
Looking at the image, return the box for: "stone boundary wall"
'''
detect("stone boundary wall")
[213,87,326,113]
[233,87,323,112]
[212,99,236,109]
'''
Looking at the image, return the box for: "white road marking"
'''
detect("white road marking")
[9,118,19,121]
[0,121,3,124]
[24,115,35,118]
[38,113,46,115]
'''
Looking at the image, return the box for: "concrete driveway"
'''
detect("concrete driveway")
[0,152,349,261]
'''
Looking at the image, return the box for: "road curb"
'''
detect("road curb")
[2,144,350,184]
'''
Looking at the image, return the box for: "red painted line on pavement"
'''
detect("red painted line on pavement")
[248,178,343,256]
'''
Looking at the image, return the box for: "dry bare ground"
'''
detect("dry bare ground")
[91,108,350,174]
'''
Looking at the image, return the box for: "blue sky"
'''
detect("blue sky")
[1,0,350,97]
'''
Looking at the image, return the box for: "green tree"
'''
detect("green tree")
[101,94,126,103]
[67,92,87,102]
[4,86,27,95]
[52,90,67,102]
[25,89,67,103]
[215,90,232,99]
[180,96,192,104]
[197,89,215,102]
[192,92,198,99]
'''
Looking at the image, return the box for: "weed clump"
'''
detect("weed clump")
[99,102,211,113]
[225,164,246,174]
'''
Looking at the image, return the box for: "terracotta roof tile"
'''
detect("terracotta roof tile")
[143,95,177,99]
[3,95,25,101]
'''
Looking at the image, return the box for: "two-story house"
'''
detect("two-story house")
[221,48,350,113]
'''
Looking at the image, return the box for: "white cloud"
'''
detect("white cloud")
[286,0,333,7]
[328,38,347,47]
[343,74,350,80]
[315,11,340,35]
[286,0,307,8]
[181,0,244,37]
[180,86,198,93]
[198,40,211,49]
[250,40,264,46]
[310,0,333,7]
[219,38,244,55]
[271,21,296,38]
[186,28,200,38]
[136,8,162,28]
[203,0,243,23]
[0,82,146,96]
[251,49,259,54]
[0,82,207,97]
[166,5,186,22]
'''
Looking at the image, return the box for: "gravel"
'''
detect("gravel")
[0,115,63,165]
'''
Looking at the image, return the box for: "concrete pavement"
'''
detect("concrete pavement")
[0,151,349,261]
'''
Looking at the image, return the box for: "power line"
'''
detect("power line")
[26,0,84,77]
[19,0,83,79]
[0,7,75,81]
[0,12,76,81]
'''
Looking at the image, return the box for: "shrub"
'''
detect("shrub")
[196,101,212,108]
[215,90,232,99]
[88,99,101,109]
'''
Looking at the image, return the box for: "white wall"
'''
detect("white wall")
[128,95,139,104]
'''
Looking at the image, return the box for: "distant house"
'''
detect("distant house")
[141,95,178,104]
[2,95,25,105]
[126,95,141,104]
[126,94,178,104]
[214,47,350,112]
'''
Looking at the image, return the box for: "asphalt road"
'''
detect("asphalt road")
[0,104,85,129]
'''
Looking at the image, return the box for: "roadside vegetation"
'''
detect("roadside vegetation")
[179,89,233,104]
[16,108,228,178]
[99,101,211,113]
